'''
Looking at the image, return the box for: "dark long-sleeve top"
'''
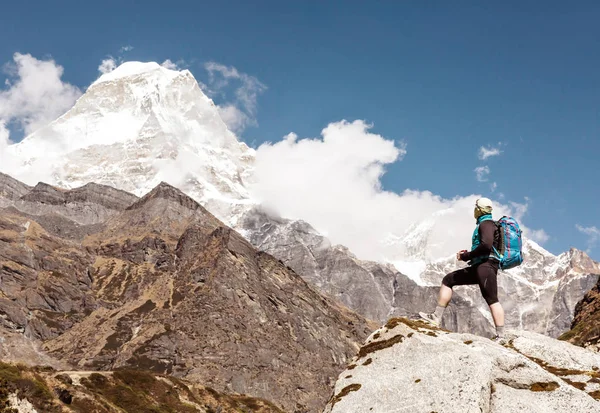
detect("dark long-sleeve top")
[462,220,496,262]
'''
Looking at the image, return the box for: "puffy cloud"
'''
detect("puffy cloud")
[478,145,502,160]
[120,45,134,53]
[490,182,498,192]
[0,53,81,136]
[527,229,550,245]
[474,166,490,182]
[576,224,600,253]
[98,58,117,74]
[161,59,178,70]
[204,62,266,133]
[251,120,546,262]
[217,104,253,135]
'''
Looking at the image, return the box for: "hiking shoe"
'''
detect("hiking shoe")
[491,335,509,346]
[418,312,440,327]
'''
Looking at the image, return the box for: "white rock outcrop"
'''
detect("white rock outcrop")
[324,318,600,413]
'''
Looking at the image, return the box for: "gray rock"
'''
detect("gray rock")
[324,318,600,413]
[241,208,600,339]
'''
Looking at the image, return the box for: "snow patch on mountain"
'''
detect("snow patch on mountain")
[3,61,256,223]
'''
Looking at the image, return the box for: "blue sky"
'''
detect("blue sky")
[1,1,599,258]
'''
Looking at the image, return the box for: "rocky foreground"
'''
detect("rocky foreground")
[0,361,283,412]
[324,318,600,413]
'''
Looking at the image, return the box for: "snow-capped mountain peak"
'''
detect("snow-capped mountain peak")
[4,61,255,223]
[92,61,183,86]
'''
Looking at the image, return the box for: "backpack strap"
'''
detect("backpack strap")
[493,220,505,262]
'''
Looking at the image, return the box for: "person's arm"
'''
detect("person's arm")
[460,221,495,261]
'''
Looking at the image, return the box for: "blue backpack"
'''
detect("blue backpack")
[494,216,524,269]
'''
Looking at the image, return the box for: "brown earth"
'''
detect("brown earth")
[0,175,375,412]
[560,276,600,351]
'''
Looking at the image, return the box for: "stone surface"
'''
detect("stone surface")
[0,176,373,413]
[324,317,600,413]
[241,208,600,339]
[560,275,600,351]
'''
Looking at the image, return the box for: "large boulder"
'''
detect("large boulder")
[324,318,600,413]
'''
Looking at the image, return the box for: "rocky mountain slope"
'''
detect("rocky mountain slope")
[2,60,598,341]
[324,317,600,412]
[0,362,283,413]
[0,177,374,412]
[560,275,600,352]
[241,208,600,338]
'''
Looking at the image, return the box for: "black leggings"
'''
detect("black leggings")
[442,261,500,306]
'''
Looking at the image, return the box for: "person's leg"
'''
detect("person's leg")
[489,303,505,334]
[437,284,452,306]
[476,262,505,338]
[420,267,477,325]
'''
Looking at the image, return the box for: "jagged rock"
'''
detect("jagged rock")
[5,181,138,226]
[0,177,373,412]
[560,275,600,350]
[242,208,600,339]
[324,318,600,413]
[0,172,31,207]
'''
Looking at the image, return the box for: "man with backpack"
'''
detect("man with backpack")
[420,197,522,343]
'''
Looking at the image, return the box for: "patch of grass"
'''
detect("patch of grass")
[385,317,445,332]
[0,363,21,383]
[0,362,57,412]
[529,382,560,392]
[357,334,404,359]
[81,370,197,413]
[133,300,156,315]
[562,379,586,391]
[589,390,600,400]
[362,358,373,366]
[464,340,473,345]
[330,384,362,407]
[558,321,587,341]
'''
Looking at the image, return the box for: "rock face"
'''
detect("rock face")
[0,176,373,413]
[241,208,600,339]
[0,172,31,207]
[324,318,600,413]
[560,275,600,351]
[14,181,139,225]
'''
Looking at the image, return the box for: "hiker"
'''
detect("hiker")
[420,197,506,342]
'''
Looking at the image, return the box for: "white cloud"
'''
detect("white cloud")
[161,59,179,70]
[98,58,117,74]
[204,62,266,133]
[490,182,497,192]
[0,53,81,136]
[217,104,252,135]
[251,120,546,262]
[474,166,490,182]
[576,224,600,252]
[479,145,502,160]
[120,45,134,53]
[527,229,550,245]
[0,121,11,148]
